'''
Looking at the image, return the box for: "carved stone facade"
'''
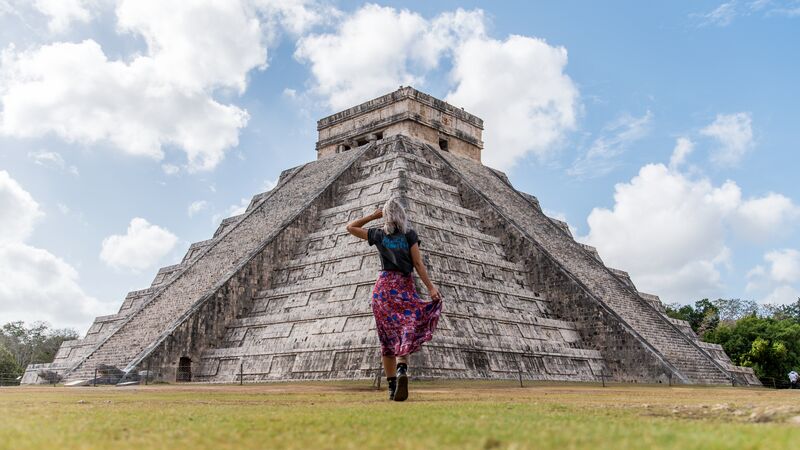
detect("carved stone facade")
[23,88,759,386]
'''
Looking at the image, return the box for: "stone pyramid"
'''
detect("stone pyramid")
[23,87,759,386]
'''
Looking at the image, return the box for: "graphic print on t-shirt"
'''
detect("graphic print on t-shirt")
[381,234,409,250]
[367,227,420,275]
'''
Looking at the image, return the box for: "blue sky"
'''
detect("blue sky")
[0,0,798,332]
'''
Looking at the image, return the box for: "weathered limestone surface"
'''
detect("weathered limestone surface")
[57,144,371,382]
[195,138,604,382]
[316,87,483,161]
[25,88,757,386]
[435,148,756,385]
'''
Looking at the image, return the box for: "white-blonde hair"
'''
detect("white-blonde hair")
[383,197,409,235]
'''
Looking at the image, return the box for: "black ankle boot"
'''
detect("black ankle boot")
[394,365,408,402]
[387,377,397,401]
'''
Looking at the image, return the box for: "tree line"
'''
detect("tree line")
[665,298,800,383]
[0,321,78,385]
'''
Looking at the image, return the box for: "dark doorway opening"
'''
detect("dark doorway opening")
[439,138,449,152]
[177,357,192,382]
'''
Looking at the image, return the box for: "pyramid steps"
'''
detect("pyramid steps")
[197,138,605,383]
[437,147,740,384]
[61,144,372,381]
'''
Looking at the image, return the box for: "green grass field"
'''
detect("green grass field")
[2,381,800,449]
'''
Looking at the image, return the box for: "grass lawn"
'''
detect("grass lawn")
[1,381,799,449]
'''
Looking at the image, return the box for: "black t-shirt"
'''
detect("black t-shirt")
[367,228,420,275]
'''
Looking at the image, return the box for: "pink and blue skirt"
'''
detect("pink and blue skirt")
[371,270,442,357]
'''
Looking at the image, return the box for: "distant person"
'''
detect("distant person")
[346,197,442,402]
[789,370,798,389]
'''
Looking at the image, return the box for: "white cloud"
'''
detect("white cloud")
[697,2,738,26]
[295,5,485,110]
[100,217,178,271]
[1,0,338,171]
[294,5,578,171]
[33,0,94,33]
[0,170,43,242]
[28,150,79,175]
[694,1,800,25]
[747,249,800,304]
[765,249,800,283]
[0,170,101,330]
[669,137,694,170]
[447,34,579,170]
[187,200,208,217]
[115,0,266,94]
[700,112,753,165]
[735,193,799,240]
[253,0,339,37]
[568,111,651,178]
[581,162,798,303]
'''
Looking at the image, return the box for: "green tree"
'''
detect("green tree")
[665,299,719,337]
[705,315,800,380]
[0,343,22,386]
[0,321,78,369]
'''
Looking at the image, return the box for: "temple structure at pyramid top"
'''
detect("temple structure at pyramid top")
[23,87,760,387]
[316,86,483,162]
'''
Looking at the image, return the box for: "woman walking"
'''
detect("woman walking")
[346,197,443,401]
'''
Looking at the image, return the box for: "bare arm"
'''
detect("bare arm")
[345,208,382,240]
[410,244,442,301]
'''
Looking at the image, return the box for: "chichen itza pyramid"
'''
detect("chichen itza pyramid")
[23,87,760,386]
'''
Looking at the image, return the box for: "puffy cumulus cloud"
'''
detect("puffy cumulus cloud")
[100,217,178,271]
[294,5,578,170]
[33,0,94,33]
[581,163,799,303]
[0,242,104,330]
[734,193,799,240]
[700,112,754,166]
[747,249,800,304]
[115,0,266,93]
[253,0,339,37]
[0,170,101,330]
[447,35,579,170]
[0,39,251,170]
[1,0,332,172]
[765,249,800,283]
[295,5,485,110]
[0,170,43,242]
[568,111,651,178]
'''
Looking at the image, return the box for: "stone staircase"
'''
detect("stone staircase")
[197,138,606,382]
[437,148,746,384]
[59,145,370,382]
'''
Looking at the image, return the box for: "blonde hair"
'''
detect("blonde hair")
[383,197,409,235]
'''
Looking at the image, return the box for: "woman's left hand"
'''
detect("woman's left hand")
[429,287,442,302]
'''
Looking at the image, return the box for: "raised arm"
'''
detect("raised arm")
[410,244,442,302]
[345,208,382,240]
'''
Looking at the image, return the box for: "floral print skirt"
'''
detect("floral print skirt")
[371,270,442,357]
